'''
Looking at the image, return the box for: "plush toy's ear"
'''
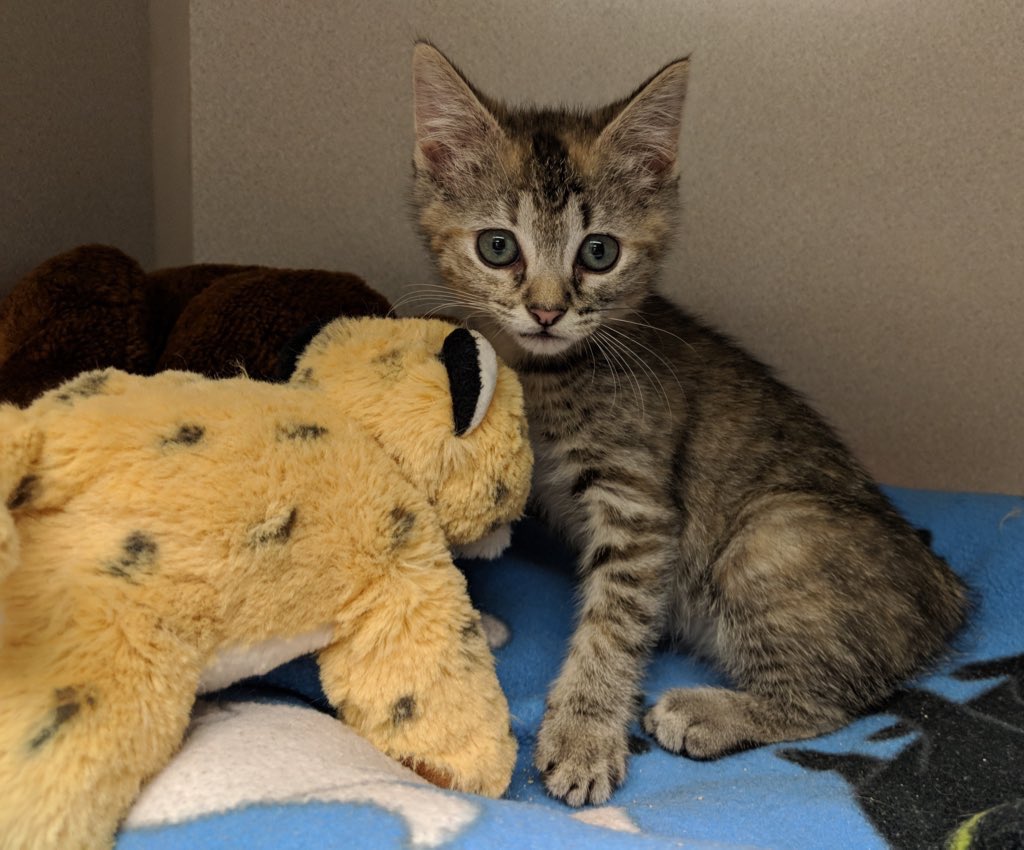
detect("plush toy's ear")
[439,328,498,437]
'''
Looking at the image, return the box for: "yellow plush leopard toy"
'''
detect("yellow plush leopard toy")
[0,317,533,850]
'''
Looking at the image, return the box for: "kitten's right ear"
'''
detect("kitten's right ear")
[412,42,503,181]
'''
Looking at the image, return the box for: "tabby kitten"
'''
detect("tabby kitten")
[410,42,967,807]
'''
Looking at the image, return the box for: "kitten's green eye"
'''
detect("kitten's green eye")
[476,229,520,268]
[577,234,620,272]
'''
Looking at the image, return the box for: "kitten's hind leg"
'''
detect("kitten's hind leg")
[646,494,964,760]
[644,686,843,758]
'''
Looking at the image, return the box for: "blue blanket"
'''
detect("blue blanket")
[117,487,1024,849]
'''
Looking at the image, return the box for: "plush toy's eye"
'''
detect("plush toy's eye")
[440,328,498,437]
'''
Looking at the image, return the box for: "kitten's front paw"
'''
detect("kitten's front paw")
[534,706,628,807]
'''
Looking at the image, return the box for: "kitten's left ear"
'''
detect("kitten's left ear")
[596,58,690,190]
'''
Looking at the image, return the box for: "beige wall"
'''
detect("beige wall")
[150,0,193,268]
[4,1,1023,494]
[0,0,154,285]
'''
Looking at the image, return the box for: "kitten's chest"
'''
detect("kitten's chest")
[521,369,718,650]
[520,370,659,544]
[522,385,590,544]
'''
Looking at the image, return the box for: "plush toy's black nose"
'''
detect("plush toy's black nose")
[440,328,498,436]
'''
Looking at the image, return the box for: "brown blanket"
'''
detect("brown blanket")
[0,245,391,406]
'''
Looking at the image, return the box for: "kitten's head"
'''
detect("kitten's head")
[411,42,689,360]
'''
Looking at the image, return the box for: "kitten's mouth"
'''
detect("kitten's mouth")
[515,329,575,356]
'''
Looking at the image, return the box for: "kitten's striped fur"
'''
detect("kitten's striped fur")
[410,43,967,807]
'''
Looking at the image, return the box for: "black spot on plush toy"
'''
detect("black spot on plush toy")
[0,317,533,850]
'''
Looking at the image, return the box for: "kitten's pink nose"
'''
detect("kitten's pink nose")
[529,307,565,327]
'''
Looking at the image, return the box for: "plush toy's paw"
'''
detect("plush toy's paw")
[391,632,517,797]
[394,706,517,799]
[535,705,628,807]
[401,724,516,799]
[327,621,518,799]
[400,758,458,790]
[452,523,512,560]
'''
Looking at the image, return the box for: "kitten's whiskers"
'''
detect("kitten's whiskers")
[600,326,668,413]
[612,311,704,364]
[593,328,645,420]
[586,333,622,410]
[600,321,682,414]
[391,287,499,325]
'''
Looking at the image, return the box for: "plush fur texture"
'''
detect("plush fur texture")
[411,43,967,809]
[0,317,532,850]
